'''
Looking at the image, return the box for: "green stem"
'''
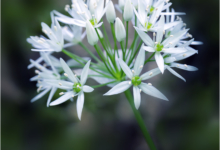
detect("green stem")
[91,81,117,88]
[125,21,129,50]
[79,42,100,63]
[124,90,157,150]
[120,41,125,61]
[144,52,155,65]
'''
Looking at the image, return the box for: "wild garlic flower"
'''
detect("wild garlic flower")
[29,53,60,107]
[117,0,138,10]
[133,0,183,32]
[106,0,116,23]
[47,58,94,120]
[164,50,198,82]
[86,20,99,45]
[104,49,168,109]
[53,0,108,28]
[135,16,188,73]
[115,18,126,42]
[62,25,86,47]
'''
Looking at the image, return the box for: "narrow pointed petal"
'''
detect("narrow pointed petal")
[173,51,198,61]
[118,59,133,79]
[47,87,57,107]
[104,81,132,96]
[139,83,168,101]
[134,27,154,47]
[123,0,133,21]
[60,58,78,83]
[50,91,73,106]
[83,85,94,93]
[133,86,141,109]
[155,52,164,73]
[86,21,99,45]
[45,80,73,90]
[156,15,164,43]
[142,46,156,52]
[77,92,84,120]
[166,66,186,82]
[140,68,161,80]
[31,88,51,103]
[134,48,145,76]
[163,48,187,54]
[170,63,198,71]
[115,18,126,42]
[80,60,91,85]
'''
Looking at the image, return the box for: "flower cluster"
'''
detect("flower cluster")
[28,0,202,120]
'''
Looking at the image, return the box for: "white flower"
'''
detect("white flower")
[133,0,183,32]
[62,25,86,48]
[135,15,188,73]
[164,49,198,82]
[106,0,116,23]
[115,18,126,42]
[29,52,60,107]
[117,0,138,10]
[123,0,133,21]
[48,58,94,120]
[53,0,108,28]
[104,48,168,109]
[86,20,99,45]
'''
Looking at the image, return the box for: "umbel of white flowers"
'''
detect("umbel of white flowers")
[27,0,202,120]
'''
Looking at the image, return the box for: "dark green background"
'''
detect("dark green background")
[1,0,219,150]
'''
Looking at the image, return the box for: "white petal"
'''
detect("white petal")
[134,27,154,47]
[45,80,73,90]
[60,58,78,83]
[28,57,44,69]
[83,85,94,93]
[133,86,141,109]
[156,15,164,43]
[142,46,155,52]
[139,83,168,101]
[170,63,198,71]
[123,0,133,21]
[47,87,57,107]
[140,68,161,80]
[155,52,164,73]
[162,48,187,54]
[80,60,91,85]
[86,20,98,45]
[31,88,51,103]
[174,51,198,61]
[77,92,84,120]
[50,91,73,106]
[166,66,186,82]
[104,81,132,96]
[118,59,133,79]
[134,48,145,76]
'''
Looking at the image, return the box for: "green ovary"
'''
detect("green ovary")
[90,19,97,26]
[145,22,152,30]
[150,6,155,13]
[156,43,164,52]
[132,76,142,86]
[73,83,81,93]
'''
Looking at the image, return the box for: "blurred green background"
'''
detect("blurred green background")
[1,0,219,150]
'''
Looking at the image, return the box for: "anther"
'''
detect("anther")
[64,73,68,77]
[59,92,64,95]
[148,83,152,86]
[163,30,165,35]
[54,26,57,31]
[37,86,42,93]
[177,65,179,67]
[153,32,156,36]
[59,82,62,86]
[72,95,75,98]
[132,70,135,73]
[166,0,169,3]
[75,74,77,77]
[35,70,40,74]
[169,42,172,45]
[184,64,188,67]
[43,63,47,67]
[140,65,143,68]
[140,89,142,93]
[71,4,75,8]
[65,5,70,11]
[84,4,88,7]
[129,81,131,85]
[38,80,41,83]
[155,42,158,44]
[170,35,173,37]
[183,54,186,57]
[149,72,153,76]
[42,29,47,34]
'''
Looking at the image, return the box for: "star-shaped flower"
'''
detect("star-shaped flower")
[104,48,168,109]
[47,58,94,120]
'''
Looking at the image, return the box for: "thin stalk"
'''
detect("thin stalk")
[79,42,100,63]
[91,81,117,88]
[101,20,111,47]
[128,40,143,66]
[144,52,155,65]
[110,23,118,51]
[125,21,129,50]
[120,41,125,61]
[124,90,157,150]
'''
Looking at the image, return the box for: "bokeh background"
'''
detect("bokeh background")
[1,0,219,150]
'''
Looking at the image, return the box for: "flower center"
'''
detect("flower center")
[90,18,97,26]
[155,43,164,52]
[73,83,81,93]
[145,22,152,30]
[131,76,142,86]
[150,6,155,13]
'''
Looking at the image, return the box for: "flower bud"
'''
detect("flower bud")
[123,0,133,21]
[119,0,125,10]
[86,20,98,46]
[106,1,116,23]
[115,18,126,42]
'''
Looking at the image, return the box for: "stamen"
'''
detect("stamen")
[84,4,88,8]
[132,70,135,73]
[153,32,156,36]
[71,4,75,8]
[140,65,143,68]
[155,42,158,44]
[64,73,68,77]
[59,82,62,86]
[38,75,41,78]
[169,42,172,45]
[38,80,41,83]
[149,72,153,76]
[72,95,75,98]
[184,64,188,67]
[170,35,173,37]
[177,65,179,67]
[183,54,186,57]
[65,5,70,11]
[140,89,142,93]
[43,63,47,67]
[37,86,42,93]
[35,70,40,74]
[166,0,170,3]
[40,38,45,42]
[128,81,131,85]
[54,26,57,31]
[163,30,165,35]
[75,74,77,77]
[42,29,47,34]
[148,83,152,86]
